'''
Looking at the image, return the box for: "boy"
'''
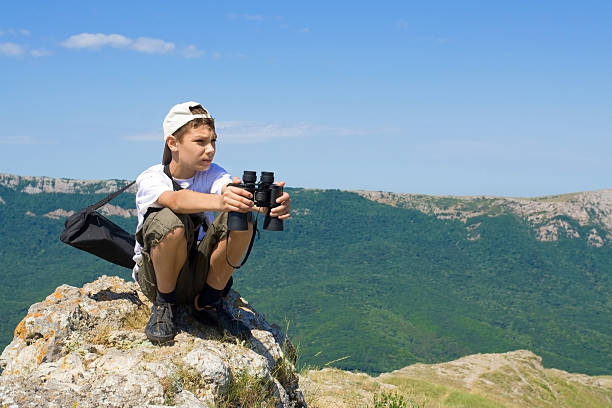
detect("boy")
[132,101,291,344]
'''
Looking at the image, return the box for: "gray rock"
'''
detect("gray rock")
[0,275,307,407]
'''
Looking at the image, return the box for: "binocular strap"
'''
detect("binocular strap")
[225,218,259,269]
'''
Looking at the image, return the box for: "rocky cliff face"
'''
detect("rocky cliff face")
[356,189,612,247]
[0,276,306,408]
[0,173,137,195]
[0,173,138,219]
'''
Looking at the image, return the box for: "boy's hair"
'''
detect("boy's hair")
[172,105,216,142]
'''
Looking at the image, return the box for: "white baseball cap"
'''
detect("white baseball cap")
[162,101,213,164]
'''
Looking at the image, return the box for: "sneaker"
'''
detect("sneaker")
[145,301,176,345]
[193,300,251,340]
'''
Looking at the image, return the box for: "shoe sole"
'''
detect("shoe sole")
[192,309,251,340]
[145,331,176,345]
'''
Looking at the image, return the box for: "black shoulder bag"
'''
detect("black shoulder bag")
[59,181,137,269]
[60,166,257,270]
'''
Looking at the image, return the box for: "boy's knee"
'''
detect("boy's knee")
[141,207,193,251]
[150,227,187,256]
[157,226,187,246]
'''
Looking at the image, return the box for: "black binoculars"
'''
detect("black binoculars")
[227,171,284,231]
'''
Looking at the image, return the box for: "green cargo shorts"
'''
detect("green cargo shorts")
[135,208,229,305]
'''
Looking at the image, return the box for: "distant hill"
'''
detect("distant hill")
[355,189,612,246]
[0,173,610,376]
[300,350,612,408]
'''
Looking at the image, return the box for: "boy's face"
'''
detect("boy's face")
[168,125,216,172]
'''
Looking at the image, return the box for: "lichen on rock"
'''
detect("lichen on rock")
[0,275,306,408]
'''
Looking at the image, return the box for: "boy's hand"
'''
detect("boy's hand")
[270,181,291,220]
[222,176,254,213]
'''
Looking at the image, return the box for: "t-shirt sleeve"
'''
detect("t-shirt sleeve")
[135,169,172,213]
[210,166,232,195]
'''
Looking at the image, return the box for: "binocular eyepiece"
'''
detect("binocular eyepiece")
[227,171,284,231]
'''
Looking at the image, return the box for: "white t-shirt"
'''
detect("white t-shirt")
[132,163,232,280]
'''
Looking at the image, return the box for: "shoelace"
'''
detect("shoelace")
[154,302,175,323]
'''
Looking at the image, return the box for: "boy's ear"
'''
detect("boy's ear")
[166,135,178,152]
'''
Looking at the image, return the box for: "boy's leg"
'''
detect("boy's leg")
[150,225,188,294]
[136,208,195,301]
[194,216,253,308]
[135,208,194,344]
[192,212,254,339]
[206,221,253,290]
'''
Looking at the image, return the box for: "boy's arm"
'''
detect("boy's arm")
[156,183,253,214]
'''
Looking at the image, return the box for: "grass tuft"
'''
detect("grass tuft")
[160,362,209,405]
[216,370,279,408]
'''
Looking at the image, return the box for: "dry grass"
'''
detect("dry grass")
[300,368,384,408]
[122,304,151,330]
[88,324,113,347]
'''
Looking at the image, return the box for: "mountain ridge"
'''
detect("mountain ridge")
[2,172,610,246]
[2,172,610,199]
[0,173,137,195]
[354,188,612,247]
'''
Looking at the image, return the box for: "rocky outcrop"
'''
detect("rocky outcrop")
[356,189,612,246]
[42,209,76,220]
[0,276,306,408]
[42,204,137,220]
[0,173,137,194]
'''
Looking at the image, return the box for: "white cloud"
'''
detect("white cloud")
[216,122,372,143]
[131,37,175,54]
[123,133,160,142]
[30,48,52,57]
[62,33,131,49]
[298,27,310,33]
[396,19,409,31]
[62,33,174,54]
[226,13,265,21]
[0,28,30,36]
[216,121,310,142]
[123,122,375,144]
[227,52,247,60]
[0,136,54,145]
[183,44,205,59]
[0,42,24,56]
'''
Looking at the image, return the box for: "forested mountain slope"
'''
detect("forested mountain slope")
[1,173,610,376]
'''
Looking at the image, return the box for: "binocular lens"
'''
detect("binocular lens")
[243,171,257,183]
[260,171,274,184]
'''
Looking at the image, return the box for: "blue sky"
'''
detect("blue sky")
[1,1,610,196]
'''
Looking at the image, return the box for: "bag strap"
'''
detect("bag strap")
[163,164,184,192]
[86,180,136,213]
